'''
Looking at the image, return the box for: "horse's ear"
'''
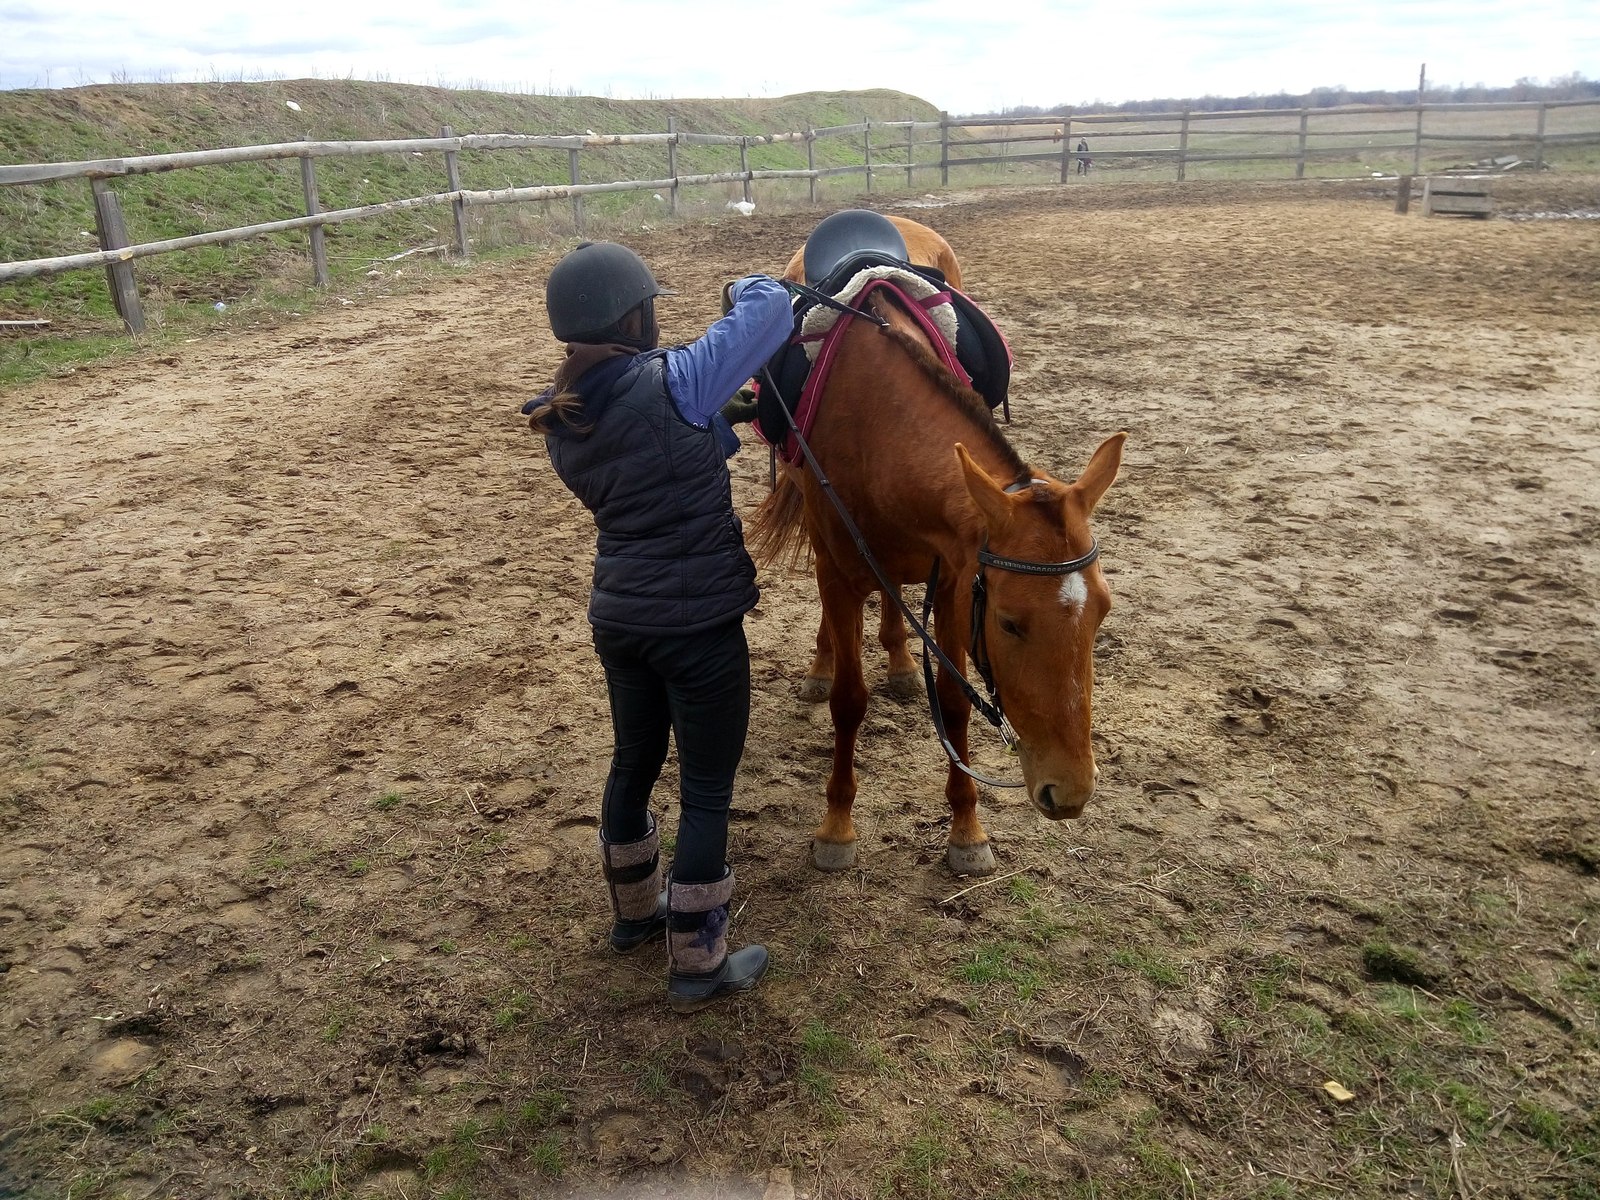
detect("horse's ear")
[955,443,1015,530]
[1072,432,1126,513]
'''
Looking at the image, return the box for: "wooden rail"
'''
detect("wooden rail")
[3,97,1597,333]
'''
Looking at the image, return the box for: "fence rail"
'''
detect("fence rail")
[4,98,1598,333]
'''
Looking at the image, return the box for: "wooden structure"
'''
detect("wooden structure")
[3,97,1596,333]
[1421,176,1494,218]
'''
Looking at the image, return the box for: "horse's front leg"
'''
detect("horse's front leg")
[934,573,996,876]
[813,557,869,872]
[798,613,833,703]
[877,589,919,699]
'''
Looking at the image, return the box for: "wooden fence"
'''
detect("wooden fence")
[3,99,1597,334]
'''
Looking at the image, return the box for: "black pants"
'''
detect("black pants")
[592,620,750,884]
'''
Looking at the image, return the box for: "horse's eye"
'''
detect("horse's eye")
[998,616,1024,639]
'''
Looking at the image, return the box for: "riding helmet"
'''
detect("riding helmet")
[545,241,676,343]
[801,209,909,287]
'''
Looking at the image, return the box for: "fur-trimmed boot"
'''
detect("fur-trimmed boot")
[599,818,668,953]
[667,868,768,1012]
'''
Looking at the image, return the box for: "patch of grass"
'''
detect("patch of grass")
[518,1088,568,1131]
[320,1000,354,1044]
[1440,998,1490,1045]
[423,1118,485,1181]
[1516,1099,1565,1149]
[372,790,404,811]
[882,1116,954,1200]
[528,1132,565,1177]
[1080,1069,1121,1104]
[1559,948,1600,1007]
[493,989,535,1031]
[62,1095,138,1130]
[1129,1128,1189,1185]
[0,333,142,388]
[1247,953,1298,1010]
[953,940,1051,1000]
[291,1159,337,1196]
[639,1062,672,1100]
[1372,984,1425,1023]
[800,1019,852,1069]
[1007,875,1040,904]
[1109,946,1185,989]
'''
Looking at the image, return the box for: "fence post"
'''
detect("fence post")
[1058,112,1072,182]
[440,125,469,259]
[1395,174,1413,214]
[667,117,680,216]
[864,123,873,193]
[1412,102,1423,175]
[299,146,329,287]
[1534,103,1547,172]
[1177,107,1191,181]
[89,178,145,334]
[905,124,915,189]
[740,138,752,204]
[807,129,817,204]
[1295,108,1308,179]
[568,147,583,235]
[940,113,950,187]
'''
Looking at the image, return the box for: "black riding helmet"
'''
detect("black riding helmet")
[801,209,909,287]
[545,241,676,346]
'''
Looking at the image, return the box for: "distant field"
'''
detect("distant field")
[958,103,1600,181]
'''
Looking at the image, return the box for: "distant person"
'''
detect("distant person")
[522,241,791,1011]
[1077,138,1091,175]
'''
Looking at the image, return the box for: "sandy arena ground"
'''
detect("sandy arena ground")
[2,177,1597,1198]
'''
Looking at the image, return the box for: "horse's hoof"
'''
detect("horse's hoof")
[946,842,997,877]
[884,670,921,700]
[798,676,832,704]
[812,839,858,872]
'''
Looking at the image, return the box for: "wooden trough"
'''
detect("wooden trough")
[1421,176,1493,218]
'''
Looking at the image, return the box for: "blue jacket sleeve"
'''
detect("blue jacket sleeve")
[665,276,793,437]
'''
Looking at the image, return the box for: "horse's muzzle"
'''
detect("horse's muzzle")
[1033,769,1097,820]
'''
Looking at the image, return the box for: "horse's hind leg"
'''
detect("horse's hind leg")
[877,590,919,699]
[798,616,833,704]
[812,560,869,872]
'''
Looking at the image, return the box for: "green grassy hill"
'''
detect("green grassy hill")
[0,80,948,350]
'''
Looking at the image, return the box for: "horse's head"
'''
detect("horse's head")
[955,434,1126,820]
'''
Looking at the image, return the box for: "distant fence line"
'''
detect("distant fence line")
[3,99,1597,334]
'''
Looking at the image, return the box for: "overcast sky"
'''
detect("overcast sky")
[2,0,1595,115]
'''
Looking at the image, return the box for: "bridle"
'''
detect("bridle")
[966,519,1101,744]
[760,286,1104,789]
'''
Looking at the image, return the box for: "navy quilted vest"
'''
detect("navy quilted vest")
[546,351,759,635]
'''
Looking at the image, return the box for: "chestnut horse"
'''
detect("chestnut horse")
[750,276,1125,875]
[779,215,964,704]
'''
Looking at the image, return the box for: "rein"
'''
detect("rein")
[760,287,1100,790]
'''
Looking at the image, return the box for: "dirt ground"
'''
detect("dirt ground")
[2,177,1598,1200]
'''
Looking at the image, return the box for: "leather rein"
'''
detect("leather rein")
[760,285,1100,789]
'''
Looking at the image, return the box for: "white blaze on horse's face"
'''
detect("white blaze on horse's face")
[1058,571,1088,609]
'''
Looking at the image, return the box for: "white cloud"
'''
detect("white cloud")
[1,0,1594,111]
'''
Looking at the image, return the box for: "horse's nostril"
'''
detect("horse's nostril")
[1038,784,1056,811]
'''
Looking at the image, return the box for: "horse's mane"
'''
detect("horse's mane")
[867,290,1030,485]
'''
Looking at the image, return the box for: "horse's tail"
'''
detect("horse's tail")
[748,467,811,571]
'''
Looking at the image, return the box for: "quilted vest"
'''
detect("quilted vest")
[546,351,759,635]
